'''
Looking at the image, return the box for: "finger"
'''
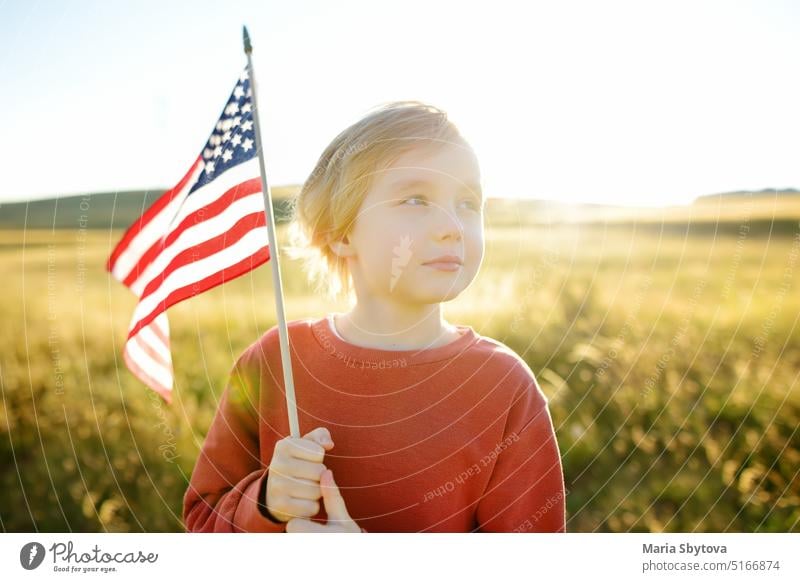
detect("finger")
[277,458,327,482]
[282,477,323,501]
[320,469,352,523]
[302,427,335,451]
[286,517,330,533]
[273,498,320,520]
[269,468,322,498]
[283,437,326,463]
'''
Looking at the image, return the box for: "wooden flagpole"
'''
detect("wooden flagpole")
[243,25,300,438]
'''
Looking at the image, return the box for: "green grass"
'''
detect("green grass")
[1,198,799,532]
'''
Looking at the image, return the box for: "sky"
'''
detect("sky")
[0,0,798,207]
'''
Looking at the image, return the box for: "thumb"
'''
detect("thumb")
[302,426,334,451]
[321,470,351,524]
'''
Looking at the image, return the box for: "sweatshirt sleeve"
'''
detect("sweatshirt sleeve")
[475,366,566,533]
[182,344,286,533]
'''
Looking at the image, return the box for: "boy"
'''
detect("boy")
[183,101,566,533]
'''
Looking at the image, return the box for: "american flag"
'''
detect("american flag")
[107,67,270,403]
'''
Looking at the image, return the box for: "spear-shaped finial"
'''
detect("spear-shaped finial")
[243,25,252,54]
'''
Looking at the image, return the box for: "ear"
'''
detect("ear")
[328,234,356,259]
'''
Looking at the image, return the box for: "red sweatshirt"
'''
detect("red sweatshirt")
[183,316,566,532]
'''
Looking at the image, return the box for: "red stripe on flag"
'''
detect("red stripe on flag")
[128,245,270,340]
[107,156,202,272]
[150,321,169,345]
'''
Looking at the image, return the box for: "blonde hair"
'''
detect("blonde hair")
[285,100,469,301]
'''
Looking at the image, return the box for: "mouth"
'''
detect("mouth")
[423,255,463,265]
[422,256,463,271]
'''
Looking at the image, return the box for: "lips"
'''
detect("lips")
[423,255,463,265]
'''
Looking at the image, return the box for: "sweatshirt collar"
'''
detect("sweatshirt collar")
[309,315,479,367]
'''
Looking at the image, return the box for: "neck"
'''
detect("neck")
[336,298,457,350]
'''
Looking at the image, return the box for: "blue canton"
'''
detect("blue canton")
[190,68,257,194]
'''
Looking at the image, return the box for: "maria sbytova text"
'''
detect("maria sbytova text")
[49,542,158,564]
[643,543,727,557]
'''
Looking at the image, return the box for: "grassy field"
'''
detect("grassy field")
[1,196,799,532]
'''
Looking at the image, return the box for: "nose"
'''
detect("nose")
[428,202,463,243]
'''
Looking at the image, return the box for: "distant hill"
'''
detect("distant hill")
[694,188,800,203]
[0,185,300,230]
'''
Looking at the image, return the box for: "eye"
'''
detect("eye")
[402,195,428,206]
[460,198,482,211]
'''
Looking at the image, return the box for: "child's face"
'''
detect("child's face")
[339,141,484,305]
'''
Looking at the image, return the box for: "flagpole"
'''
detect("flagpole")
[243,25,301,439]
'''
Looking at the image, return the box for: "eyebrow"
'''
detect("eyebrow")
[389,178,483,199]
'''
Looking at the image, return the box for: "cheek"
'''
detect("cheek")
[352,214,414,273]
[363,241,397,272]
[464,223,484,263]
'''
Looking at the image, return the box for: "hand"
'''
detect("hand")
[264,427,334,523]
[285,469,363,533]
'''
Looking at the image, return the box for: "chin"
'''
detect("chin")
[404,284,465,304]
